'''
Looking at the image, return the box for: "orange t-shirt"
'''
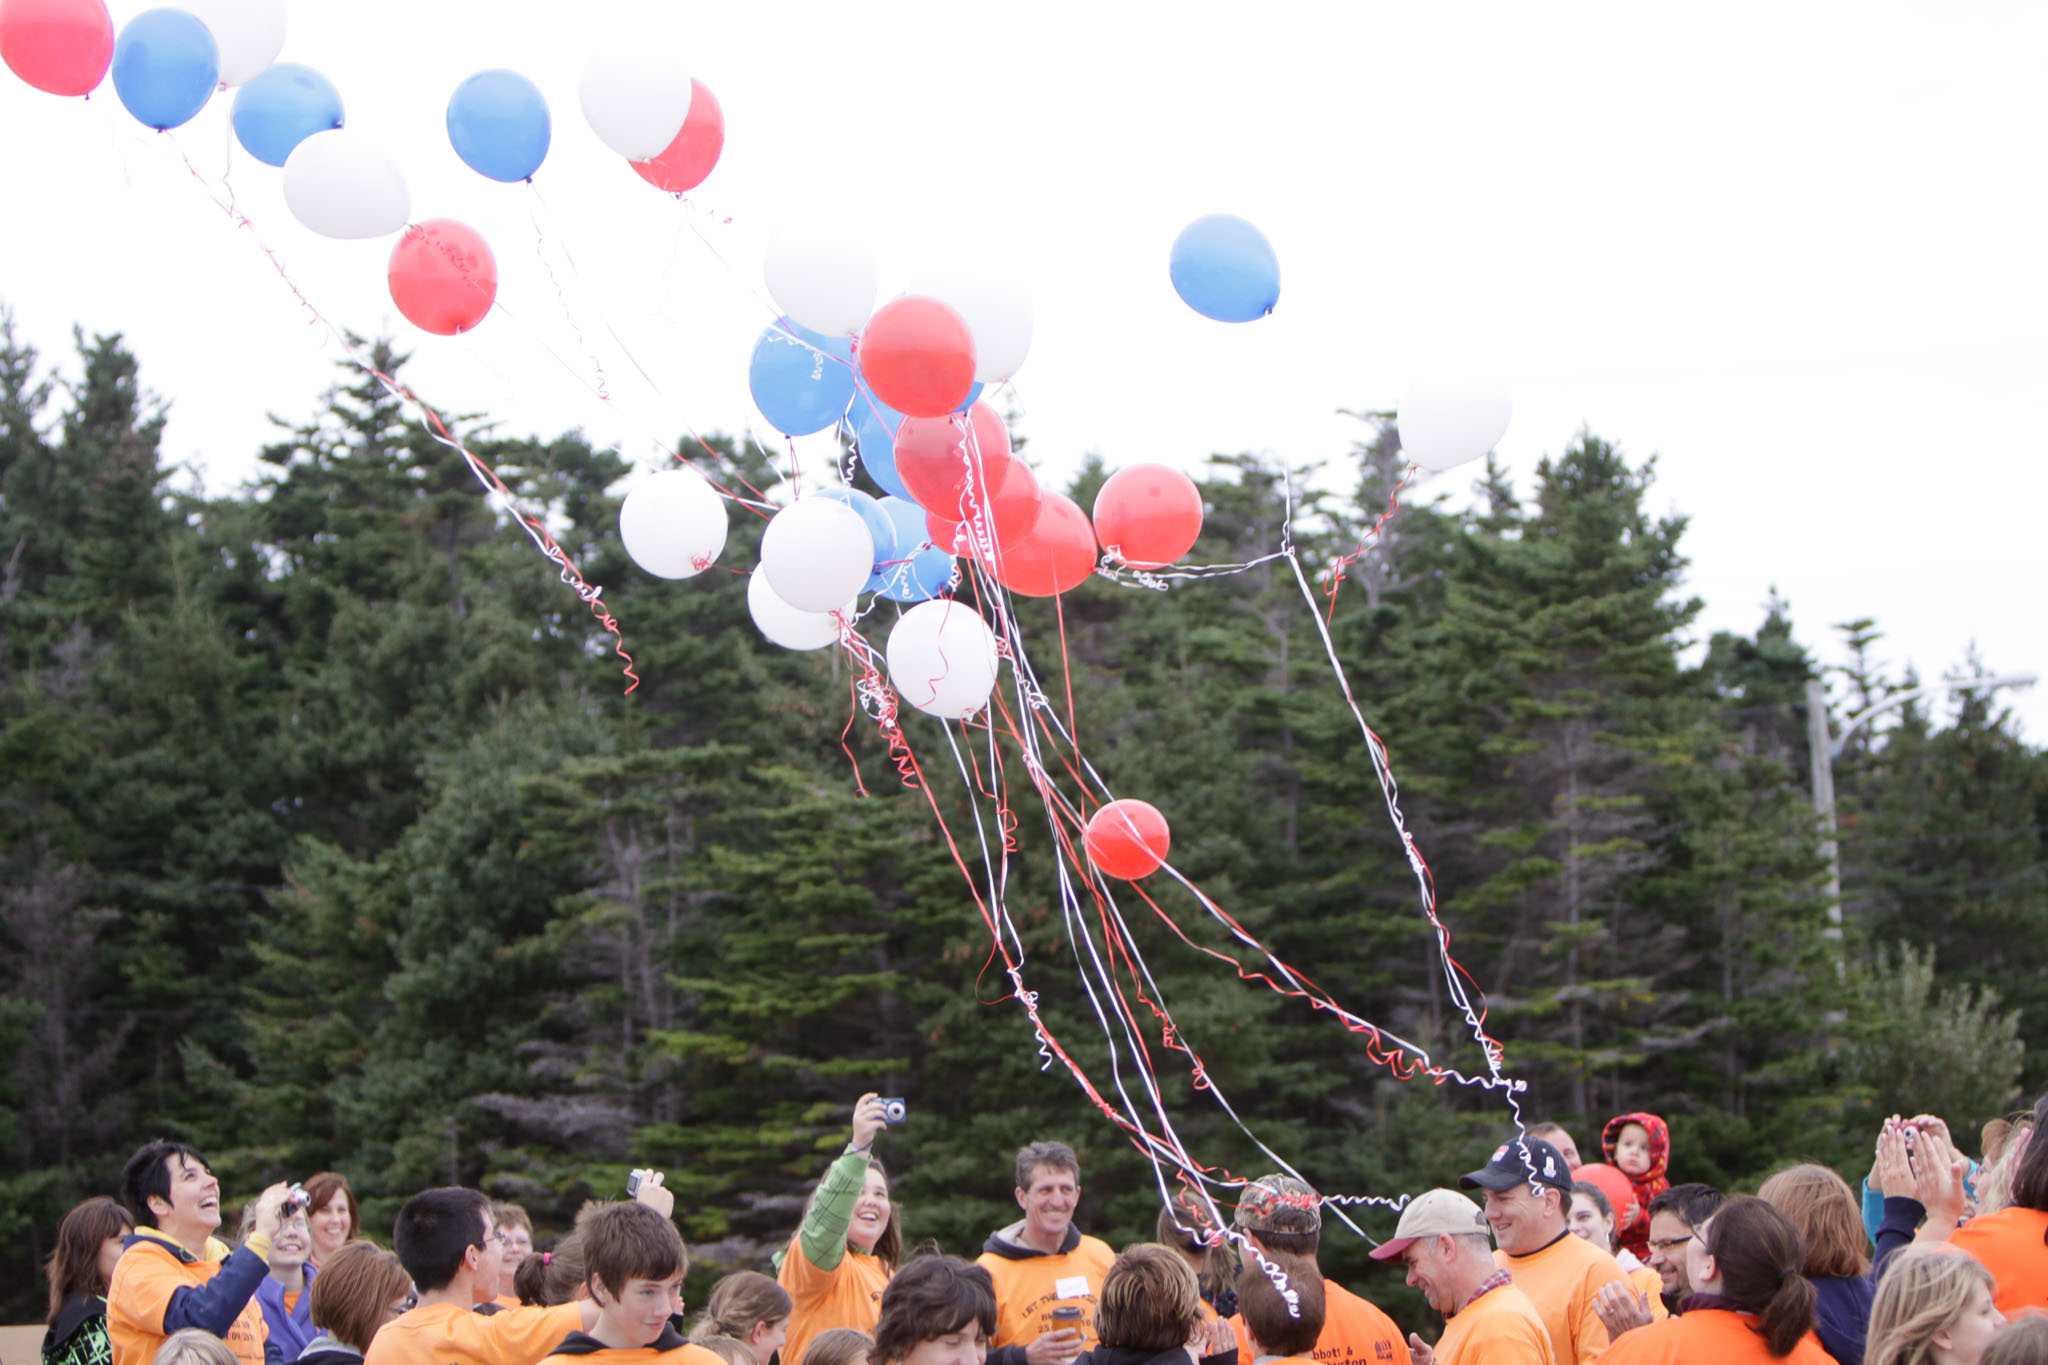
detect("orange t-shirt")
[777,1237,891,1365]
[976,1234,1116,1349]
[1949,1208,2048,1317]
[1228,1279,1405,1365]
[107,1236,267,1365]
[364,1300,583,1365]
[1431,1281,1555,1365]
[1598,1308,1832,1365]
[540,1333,727,1365]
[1495,1233,1629,1364]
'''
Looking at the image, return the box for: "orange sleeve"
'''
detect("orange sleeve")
[108,1248,183,1365]
[470,1302,585,1365]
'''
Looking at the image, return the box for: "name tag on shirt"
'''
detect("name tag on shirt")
[1054,1276,1090,1300]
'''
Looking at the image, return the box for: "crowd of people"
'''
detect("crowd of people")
[34,1091,2048,1365]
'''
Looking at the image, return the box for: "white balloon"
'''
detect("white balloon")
[281,130,409,240]
[1397,377,1514,472]
[619,468,728,579]
[747,569,850,651]
[182,0,285,87]
[911,269,1034,382]
[579,48,691,160]
[761,497,875,613]
[886,600,1000,720]
[763,227,877,337]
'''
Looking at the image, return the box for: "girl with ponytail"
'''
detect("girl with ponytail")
[1604,1195,1831,1363]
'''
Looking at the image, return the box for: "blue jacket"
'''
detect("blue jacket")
[254,1265,318,1364]
[1811,1273,1873,1365]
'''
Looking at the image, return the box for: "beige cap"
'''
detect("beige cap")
[1368,1188,1490,1261]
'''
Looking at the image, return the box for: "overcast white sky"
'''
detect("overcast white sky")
[2,1,2042,737]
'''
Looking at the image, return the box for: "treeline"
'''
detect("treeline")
[1,315,2042,1325]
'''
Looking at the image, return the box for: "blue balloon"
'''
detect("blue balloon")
[749,318,856,437]
[447,69,551,183]
[851,383,908,499]
[112,9,219,132]
[815,487,898,592]
[1169,214,1281,323]
[875,496,957,602]
[953,381,985,414]
[231,64,344,168]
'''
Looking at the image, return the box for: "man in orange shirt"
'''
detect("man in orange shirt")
[106,1139,297,1365]
[1461,1139,1631,1365]
[1368,1189,1554,1365]
[977,1142,1116,1365]
[1224,1175,1405,1365]
[365,1175,675,1365]
[539,1201,722,1365]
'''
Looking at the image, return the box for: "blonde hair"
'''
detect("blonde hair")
[801,1329,874,1365]
[153,1331,238,1365]
[696,1339,754,1365]
[1977,1120,2034,1217]
[693,1271,792,1344]
[1866,1247,1997,1365]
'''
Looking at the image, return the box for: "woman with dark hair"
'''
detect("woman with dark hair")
[297,1240,414,1365]
[302,1176,360,1271]
[1760,1165,1875,1365]
[1946,1092,2048,1316]
[867,1257,995,1365]
[1153,1195,1237,1321]
[43,1197,136,1365]
[780,1096,903,1365]
[1602,1195,1831,1363]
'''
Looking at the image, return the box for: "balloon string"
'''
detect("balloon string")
[1321,464,1417,622]
[157,134,640,695]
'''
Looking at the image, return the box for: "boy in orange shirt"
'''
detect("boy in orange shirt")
[106,1140,297,1365]
[364,1177,673,1365]
[539,1203,722,1365]
[1234,1252,1325,1365]
[1224,1175,1405,1365]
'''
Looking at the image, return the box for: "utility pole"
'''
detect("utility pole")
[1806,671,2036,961]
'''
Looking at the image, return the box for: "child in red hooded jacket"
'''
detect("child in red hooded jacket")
[1600,1112,1670,1260]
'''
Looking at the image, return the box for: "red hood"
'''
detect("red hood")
[1601,1111,1670,1184]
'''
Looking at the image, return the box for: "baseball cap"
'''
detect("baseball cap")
[1460,1136,1573,1193]
[1368,1188,1490,1261]
[1234,1174,1322,1235]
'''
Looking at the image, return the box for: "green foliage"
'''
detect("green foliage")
[0,327,2040,1333]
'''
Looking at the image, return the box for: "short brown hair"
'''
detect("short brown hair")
[302,1174,360,1243]
[1758,1164,1870,1279]
[1235,1252,1324,1359]
[310,1240,413,1353]
[490,1202,532,1235]
[802,1329,874,1365]
[870,1257,996,1365]
[580,1202,686,1300]
[1095,1245,1202,1352]
[47,1197,133,1322]
[1015,1142,1079,1192]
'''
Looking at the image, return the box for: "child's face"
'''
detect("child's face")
[1615,1123,1653,1176]
[602,1273,684,1347]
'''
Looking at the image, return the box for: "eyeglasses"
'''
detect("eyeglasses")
[1647,1234,1694,1253]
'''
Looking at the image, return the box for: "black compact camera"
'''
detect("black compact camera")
[880,1098,908,1124]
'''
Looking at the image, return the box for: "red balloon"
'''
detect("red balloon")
[928,463,1045,559]
[388,220,498,337]
[0,0,113,97]
[991,492,1097,598]
[1572,1163,1642,1232]
[1084,798,1172,880]
[857,296,976,418]
[896,401,1012,517]
[1092,463,1203,569]
[631,78,723,193]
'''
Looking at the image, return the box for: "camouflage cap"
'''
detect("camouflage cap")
[1234,1174,1323,1235]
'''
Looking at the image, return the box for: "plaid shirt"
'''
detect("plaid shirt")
[1458,1269,1516,1315]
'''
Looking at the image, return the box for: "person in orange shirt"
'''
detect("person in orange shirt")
[1599,1196,1833,1364]
[106,1139,296,1365]
[1223,1174,1405,1365]
[537,1202,723,1365]
[870,1256,998,1365]
[1369,1188,1553,1365]
[1564,1185,1662,1317]
[1461,1137,1629,1364]
[1936,1093,2048,1318]
[365,1177,670,1365]
[777,1095,902,1365]
[976,1142,1115,1365]
[1234,1251,1325,1365]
